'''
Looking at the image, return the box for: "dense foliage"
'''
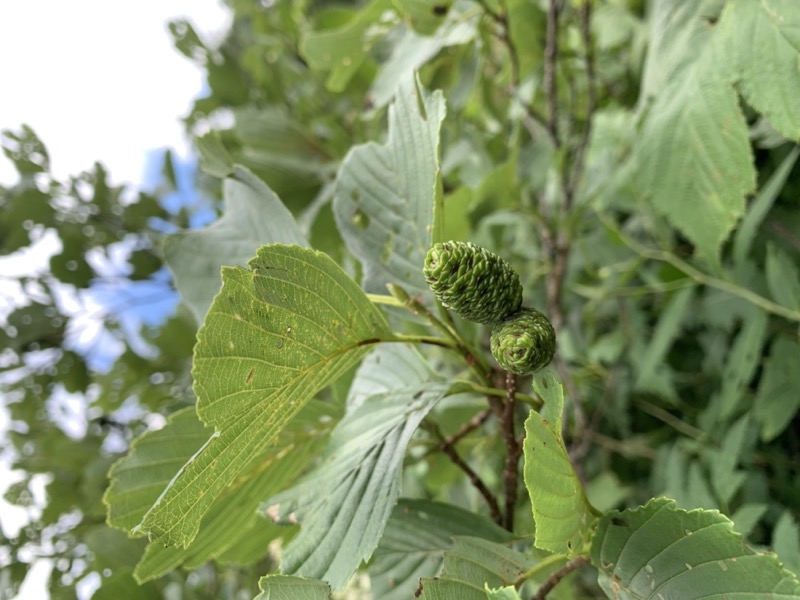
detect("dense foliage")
[2,1,800,598]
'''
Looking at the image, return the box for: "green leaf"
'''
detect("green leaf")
[484,585,522,600]
[133,433,319,582]
[774,511,800,577]
[104,407,210,533]
[591,498,800,599]
[754,337,800,441]
[523,377,597,556]
[264,344,447,590]
[164,166,308,324]
[701,308,768,426]
[706,415,752,505]
[719,0,800,140]
[254,575,332,600]
[729,503,768,539]
[333,76,446,299]
[90,570,160,600]
[300,0,390,92]
[766,243,800,311]
[634,286,694,398]
[196,131,234,178]
[370,499,513,600]
[417,537,535,600]
[369,4,480,110]
[636,2,755,264]
[136,244,393,548]
[733,147,800,265]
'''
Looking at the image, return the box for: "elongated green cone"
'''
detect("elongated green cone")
[490,307,556,375]
[423,241,523,324]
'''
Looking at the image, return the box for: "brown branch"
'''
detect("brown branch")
[446,407,493,447]
[429,421,503,525]
[544,0,561,145]
[531,555,590,600]
[501,374,523,531]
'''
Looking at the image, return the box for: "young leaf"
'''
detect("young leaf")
[718,0,800,141]
[195,131,234,178]
[634,286,694,398]
[299,0,389,93]
[773,511,800,577]
[754,337,800,441]
[485,585,522,600]
[263,345,449,590]
[524,376,598,556]
[733,146,800,266]
[591,498,800,599]
[163,166,308,324]
[417,537,536,600]
[254,575,332,600]
[369,5,480,110]
[701,308,768,427]
[333,76,446,299]
[136,244,393,548]
[766,243,800,311]
[370,499,512,600]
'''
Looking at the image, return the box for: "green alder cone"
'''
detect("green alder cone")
[490,307,556,375]
[423,241,523,324]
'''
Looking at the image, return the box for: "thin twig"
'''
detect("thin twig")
[565,0,596,209]
[531,555,590,600]
[544,0,561,145]
[427,421,503,524]
[501,371,522,531]
[445,407,493,448]
[598,211,800,323]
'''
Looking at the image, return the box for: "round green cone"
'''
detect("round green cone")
[490,307,556,375]
[423,241,522,325]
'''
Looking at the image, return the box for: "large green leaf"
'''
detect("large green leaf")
[163,166,308,324]
[524,370,597,556]
[333,76,446,299]
[719,0,800,140]
[135,244,393,548]
[636,1,755,264]
[591,498,800,599]
[370,499,513,600]
[254,575,332,600]
[417,537,536,600]
[263,344,449,590]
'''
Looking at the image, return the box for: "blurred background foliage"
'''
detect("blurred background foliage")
[1,0,799,598]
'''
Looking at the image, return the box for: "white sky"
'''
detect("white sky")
[0,0,231,186]
[0,2,231,598]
